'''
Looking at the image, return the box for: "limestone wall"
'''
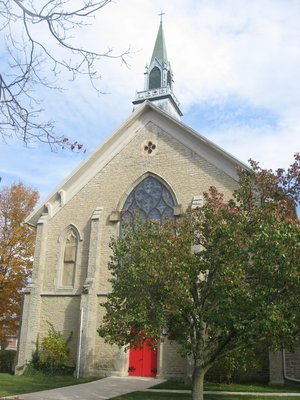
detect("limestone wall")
[39,296,81,364]
[19,118,239,376]
[285,348,300,380]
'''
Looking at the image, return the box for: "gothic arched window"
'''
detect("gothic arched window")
[149,67,161,90]
[121,176,175,227]
[61,228,78,287]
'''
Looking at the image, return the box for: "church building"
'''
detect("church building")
[17,18,299,383]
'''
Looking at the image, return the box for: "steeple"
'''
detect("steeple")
[150,16,168,65]
[133,14,182,120]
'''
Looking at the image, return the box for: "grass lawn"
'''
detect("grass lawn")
[111,380,300,400]
[0,373,101,398]
[113,392,300,400]
[1,374,300,400]
[152,380,300,393]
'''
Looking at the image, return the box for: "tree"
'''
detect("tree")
[0,1,130,149]
[0,183,39,343]
[98,154,300,400]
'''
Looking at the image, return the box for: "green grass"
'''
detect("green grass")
[1,373,300,400]
[113,394,189,400]
[112,392,300,400]
[127,380,300,400]
[0,373,101,398]
[152,380,300,393]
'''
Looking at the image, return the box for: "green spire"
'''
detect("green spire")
[150,19,168,65]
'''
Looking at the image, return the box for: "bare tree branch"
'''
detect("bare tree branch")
[0,0,131,150]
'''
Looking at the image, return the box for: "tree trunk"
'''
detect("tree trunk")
[192,365,206,400]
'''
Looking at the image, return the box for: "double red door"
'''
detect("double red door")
[128,340,158,377]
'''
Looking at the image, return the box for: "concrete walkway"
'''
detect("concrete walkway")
[17,376,165,400]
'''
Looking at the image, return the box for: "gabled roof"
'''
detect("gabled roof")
[26,101,250,226]
[150,20,168,65]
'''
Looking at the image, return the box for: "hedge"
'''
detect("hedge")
[0,350,17,372]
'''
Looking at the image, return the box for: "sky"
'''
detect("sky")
[0,0,299,204]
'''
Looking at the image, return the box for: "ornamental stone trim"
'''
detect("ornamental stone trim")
[109,210,120,222]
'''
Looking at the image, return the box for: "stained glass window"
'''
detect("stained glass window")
[121,176,175,226]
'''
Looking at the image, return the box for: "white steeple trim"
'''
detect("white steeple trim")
[132,19,182,119]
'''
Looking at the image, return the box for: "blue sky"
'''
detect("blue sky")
[0,0,299,204]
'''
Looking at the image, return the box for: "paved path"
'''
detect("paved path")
[18,376,165,400]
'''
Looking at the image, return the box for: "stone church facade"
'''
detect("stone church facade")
[17,19,299,383]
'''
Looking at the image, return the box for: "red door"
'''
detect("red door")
[128,339,157,377]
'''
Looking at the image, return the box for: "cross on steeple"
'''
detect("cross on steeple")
[158,10,165,22]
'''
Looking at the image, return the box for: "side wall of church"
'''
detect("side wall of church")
[39,296,81,364]
[18,116,239,377]
[285,349,300,380]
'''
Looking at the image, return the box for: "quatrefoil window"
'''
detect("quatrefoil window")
[144,141,156,154]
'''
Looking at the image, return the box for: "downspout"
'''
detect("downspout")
[282,349,300,383]
[76,306,84,379]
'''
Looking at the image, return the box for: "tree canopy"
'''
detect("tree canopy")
[0,1,129,149]
[0,182,38,344]
[98,154,300,400]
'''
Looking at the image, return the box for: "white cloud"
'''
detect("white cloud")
[0,0,299,196]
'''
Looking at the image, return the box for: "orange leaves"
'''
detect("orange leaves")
[0,183,38,342]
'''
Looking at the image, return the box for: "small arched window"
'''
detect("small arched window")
[61,228,78,287]
[167,71,172,88]
[121,176,175,229]
[149,67,161,90]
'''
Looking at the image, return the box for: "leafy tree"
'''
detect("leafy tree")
[0,1,130,149]
[0,182,39,343]
[98,154,300,400]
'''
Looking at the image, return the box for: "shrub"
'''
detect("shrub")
[23,361,46,376]
[0,349,17,372]
[25,324,74,375]
[206,346,268,383]
[39,323,73,374]
[22,337,43,375]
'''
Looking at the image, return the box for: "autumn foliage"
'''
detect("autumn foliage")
[99,154,300,400]
[0,183,38,343]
